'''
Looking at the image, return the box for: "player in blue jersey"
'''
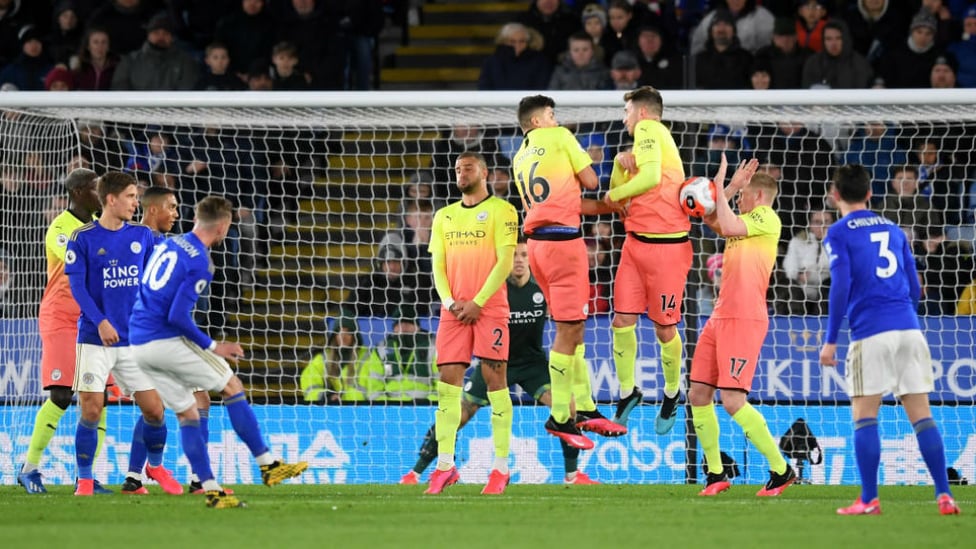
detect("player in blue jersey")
[130,196,307,509]
[65,172,181,496]
[819,164,961,516]
[120,186,219,495]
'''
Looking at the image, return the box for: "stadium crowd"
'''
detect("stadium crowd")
[1,1,976,403]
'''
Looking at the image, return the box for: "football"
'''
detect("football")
[679,176,717,217]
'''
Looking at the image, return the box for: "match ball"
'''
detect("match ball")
[679,176,717,218]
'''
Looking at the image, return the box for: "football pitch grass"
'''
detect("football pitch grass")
[1,484,971,548]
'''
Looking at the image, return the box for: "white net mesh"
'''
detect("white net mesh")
[1,91,974,486]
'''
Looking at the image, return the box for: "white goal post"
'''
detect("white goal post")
[1,89,974,486]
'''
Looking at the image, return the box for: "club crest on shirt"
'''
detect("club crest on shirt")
[56,233,68,247]
[51,369,62,381]
[82,373,95,385]
[532,292,544,304]
[65,250,76,264]
[130,241,142,254]
[477,211,489,222]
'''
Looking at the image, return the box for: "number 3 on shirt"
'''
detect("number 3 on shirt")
[870,232,897,279]
[516,161,550,208]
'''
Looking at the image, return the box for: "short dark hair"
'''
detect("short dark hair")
[65,167,97,191]
[96,172,136,205]
[141,185,176,207]
[457,150,487,170]
[891,164,918,179]
[568,31,593,46]
[205,42,228,56]
[517,234,528,244]
[272,41,298,58]
[832,164,871,203]
[195,195,233,224]
[623,86,663,116]
[518,95,555,132]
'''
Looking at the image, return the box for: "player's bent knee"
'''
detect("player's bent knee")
[48,387,73,410]
[612,314,638,328]
[222,375,245,397]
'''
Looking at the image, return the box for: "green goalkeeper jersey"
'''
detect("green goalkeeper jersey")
[507,276,547,369]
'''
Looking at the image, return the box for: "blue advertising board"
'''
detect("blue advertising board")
[1,404,973,486]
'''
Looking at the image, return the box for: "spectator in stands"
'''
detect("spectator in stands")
[923,0,962,50]
[0,0,28,67]
[635,25,683,89]
[86,0,151,56]
[404,170,438,211]
[269,41,309,90]
[796,0,829,53]
[347,244,415,318]
[690,0,774,55]
[301,315,368,403]
[44,65,73,90]
[698,253,723,317]
[843,0,913,67]
[842,121,908,199]
[955,270,976,314]
[609,49,641,90]
[880,10,943,88]
[601,0,640,68]
[196,42,246,90]
[430,123,499,200]
[694,9,753,89]
[691,124,748,178]
[548,31,611,90]
[783,209,833,315]
[246,59,273,90]
[487,165,522,212]
[478,22,551,91]
[914,224,974,315]
[0,25,53,91]
[46,1,82,66]
[753,120,833,231]
[322,0,385,90]
[801,19,874,88]
[930,52,959,87]
[880,165,943,241]
[380,199,435,314]
[947,7,976,88]
[111,12,199,90]
[275,0,328,88]
[749,58,771,89]
[519,0,581,66]
[357,305,437,402]
[585,237,612,315]
[166,0,227,52]
[913,137,968,226]
[754,16,810,89]
[214,0,275,76]
[72,27,117,90]
[581,3,607,62]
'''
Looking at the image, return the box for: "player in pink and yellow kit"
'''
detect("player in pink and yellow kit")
[425,152,518,496]
[603,86,691,435]
[689,156,796,497]
[513,95,625,450]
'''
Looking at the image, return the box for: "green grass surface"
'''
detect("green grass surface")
[1,484,972,548]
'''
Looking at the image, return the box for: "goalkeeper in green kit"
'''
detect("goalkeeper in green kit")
[400,238,601,485]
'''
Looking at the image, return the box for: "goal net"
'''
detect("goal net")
[1,90,974,487]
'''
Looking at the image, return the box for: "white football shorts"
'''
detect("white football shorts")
[845,329,934,398]
[73,344,155,394]
[130,337,233,413]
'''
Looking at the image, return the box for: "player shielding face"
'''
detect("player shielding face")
[401,240,600,486]
[819,165,960,516]
[688,156,796,497]
[425,152,518,495]
[512,95,625,452]
[65,172,177,496]
[604,86,692,435]
[129,196,307,508]
[19,168,106,494]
